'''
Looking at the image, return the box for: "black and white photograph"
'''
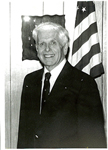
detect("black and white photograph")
[4,0,107,149]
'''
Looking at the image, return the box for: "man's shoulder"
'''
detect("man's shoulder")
[67,62,93,78]
[24,68,43,82]
[66,62,95,84]
[26,68,43,76]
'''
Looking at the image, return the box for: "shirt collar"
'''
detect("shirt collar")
[43,58,66,77]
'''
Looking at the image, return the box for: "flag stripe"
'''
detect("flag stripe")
[74,12,96,41]
[90,63,104,78]
[72,22,98,54]
[75,2,95,26]
[82,53,101,74]
[75,44,101,70]
[72,33,99,66]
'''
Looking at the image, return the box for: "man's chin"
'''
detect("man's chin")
[44,63,56,71]
[42,62,55,67]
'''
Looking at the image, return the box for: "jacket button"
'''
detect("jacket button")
[81,79,83,81]
[35,135,39,138]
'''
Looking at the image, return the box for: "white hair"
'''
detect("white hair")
[32,22,70,47]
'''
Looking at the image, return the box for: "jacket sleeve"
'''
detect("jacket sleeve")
[77,76,106,148]
[17,76,29,148]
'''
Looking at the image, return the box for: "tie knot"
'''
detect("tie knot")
[45,72,51,80]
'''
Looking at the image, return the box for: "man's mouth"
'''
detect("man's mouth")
[44,54,55,58]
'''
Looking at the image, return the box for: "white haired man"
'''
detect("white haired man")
[17,22,106,148]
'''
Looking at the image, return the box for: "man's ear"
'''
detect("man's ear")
[35,44,38,51]
[63,43,69,55]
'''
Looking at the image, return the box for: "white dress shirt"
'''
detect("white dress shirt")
[40,59,66,114]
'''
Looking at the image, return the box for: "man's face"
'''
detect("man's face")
[36,28,67,71]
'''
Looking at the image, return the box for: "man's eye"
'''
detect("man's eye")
[51,41,56,45]
[39,43,45,47]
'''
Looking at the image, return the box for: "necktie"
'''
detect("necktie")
[42,72,51,108]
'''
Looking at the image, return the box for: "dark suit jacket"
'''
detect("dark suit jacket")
[17,61,106,148]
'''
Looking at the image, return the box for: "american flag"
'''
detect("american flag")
[71,1,104,78]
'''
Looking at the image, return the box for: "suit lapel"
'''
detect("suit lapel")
[49,62,75,97]
[28,69,43,113]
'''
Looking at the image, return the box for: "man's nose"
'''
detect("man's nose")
[45,44,50,52]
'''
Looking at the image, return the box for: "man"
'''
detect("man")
[17,22,106,148]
